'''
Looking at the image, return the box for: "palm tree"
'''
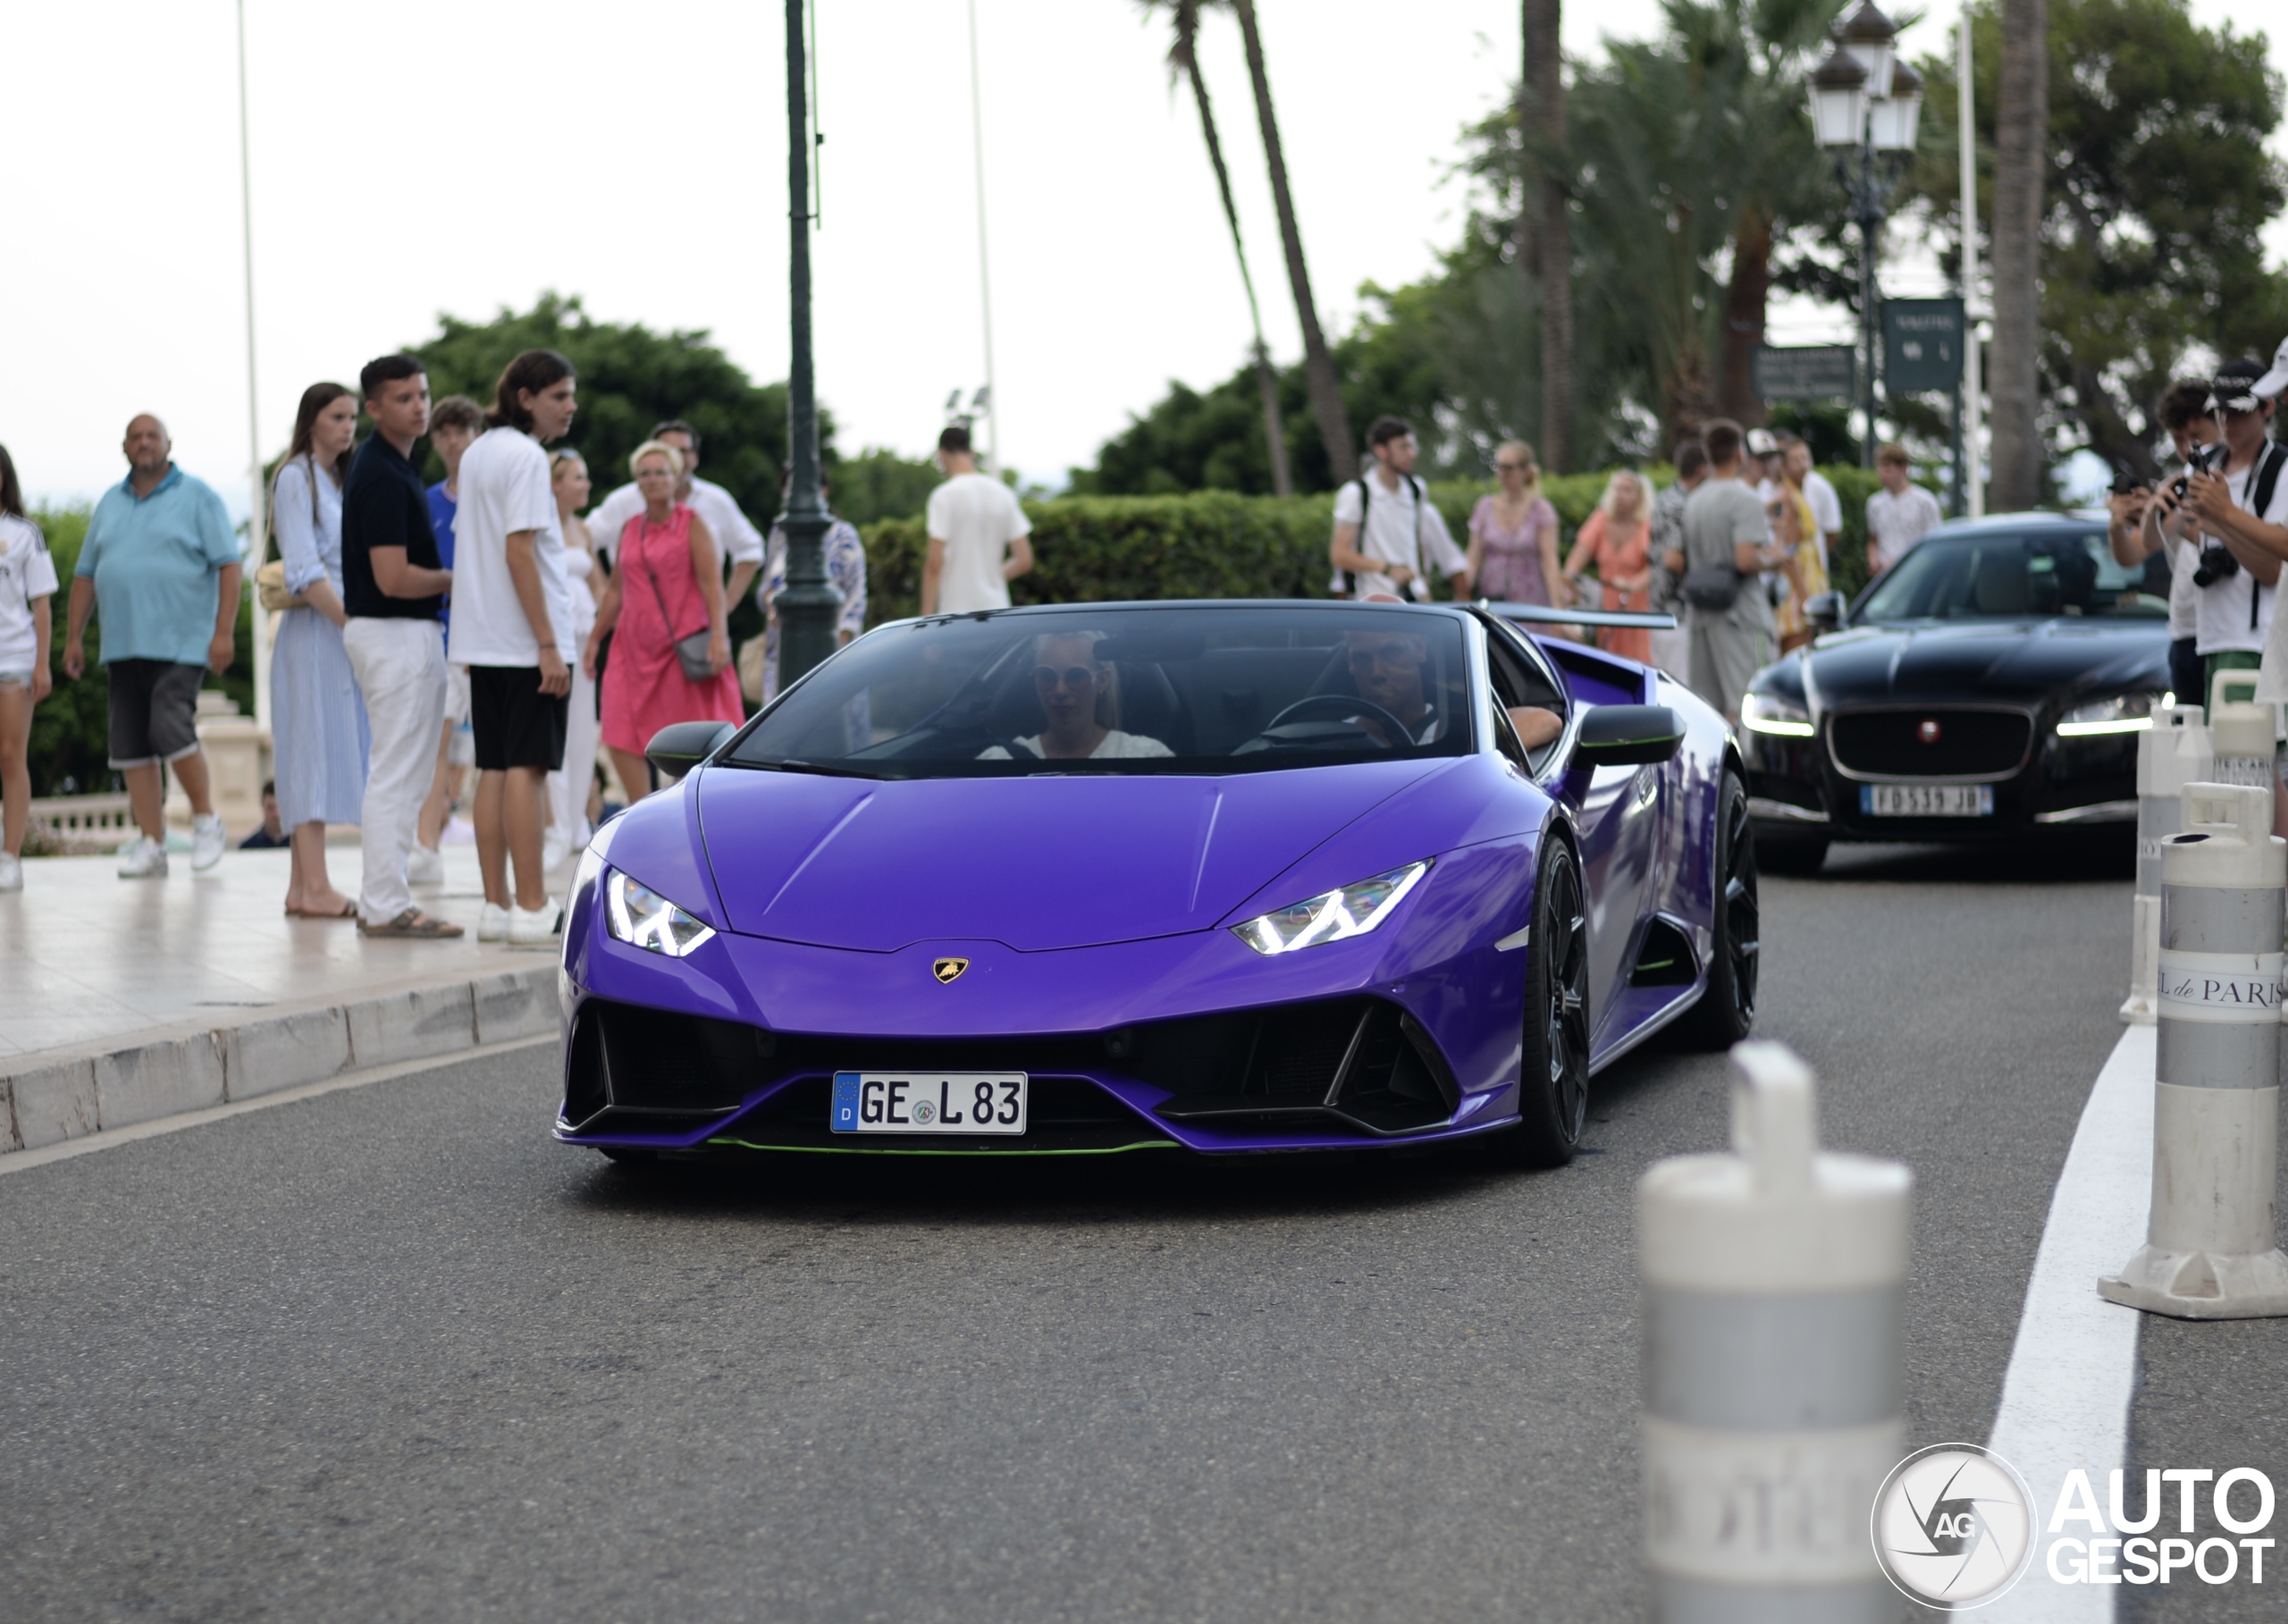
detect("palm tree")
[1143,0,1292,495]
[1519,0,1573,471]
[1230,0,1357,484]
[1989,0,2048,508]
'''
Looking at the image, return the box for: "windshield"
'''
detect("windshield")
[723,605,1478,778]
[1858,529,2166,622]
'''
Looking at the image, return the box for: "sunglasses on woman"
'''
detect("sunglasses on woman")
[1033,665,1098,691]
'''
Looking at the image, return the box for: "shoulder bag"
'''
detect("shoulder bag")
[638,518,718,683]
[256,455,320,612]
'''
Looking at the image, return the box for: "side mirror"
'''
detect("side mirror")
[1805,591,1845,633]
[645,719,737,781]
[1574,703,1685,766]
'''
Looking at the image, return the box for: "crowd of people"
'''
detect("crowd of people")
[0,349,917,919]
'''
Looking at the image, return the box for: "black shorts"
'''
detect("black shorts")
[106,659,206,769]
[467,664,569,772]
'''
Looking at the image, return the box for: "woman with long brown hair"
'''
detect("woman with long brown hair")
[268,382,370,917]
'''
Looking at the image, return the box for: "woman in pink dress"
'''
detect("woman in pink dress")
[583,441,740,802]
[1465,440,1563,607]
[1561,470,1656,665]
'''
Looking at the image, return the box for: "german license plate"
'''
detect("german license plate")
[1862,783,1994,817]
[830,1073,1027,1134]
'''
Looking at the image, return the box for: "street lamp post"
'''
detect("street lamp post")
[778,0,843,692]
[1809,3,1920,468]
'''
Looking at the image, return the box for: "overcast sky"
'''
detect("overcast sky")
[6,1,2280,515]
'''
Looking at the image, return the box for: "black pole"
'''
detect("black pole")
[778,0,841,691]
[1949,376,1964,517]
[1856,128,1881,469]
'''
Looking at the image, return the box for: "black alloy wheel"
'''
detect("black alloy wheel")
[1501,838,1592,1166]
[1685,769,1760,1048]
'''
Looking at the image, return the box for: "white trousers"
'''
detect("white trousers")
[344,617,447,925]
[548,661,599,849]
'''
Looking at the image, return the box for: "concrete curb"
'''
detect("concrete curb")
[0,963,561,1154]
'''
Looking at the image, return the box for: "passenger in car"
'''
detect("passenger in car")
[1342,629,1561,750]
[979,633,1174,761]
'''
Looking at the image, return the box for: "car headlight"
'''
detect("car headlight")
[2057,693,2164,737]
[1231,861,1431,956]
[604,870,717,957]
[1739,691,1815,737]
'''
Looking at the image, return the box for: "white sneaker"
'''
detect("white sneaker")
[542,830,571,873]
[0,852,21,892]
[405,844,445,887]
[508,898,563,947]
[191,812,226,872]
[117,835,170,879]
[477,902,511,942]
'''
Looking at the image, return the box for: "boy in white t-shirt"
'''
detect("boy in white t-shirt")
[922,425,1034,615]
[0,445,59,891]
[446,350,579,946]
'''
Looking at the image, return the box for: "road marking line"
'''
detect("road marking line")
[1982,1022,2153,1621]
[0,1035,554,1178]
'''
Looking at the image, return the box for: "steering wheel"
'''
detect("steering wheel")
[1255,693,1421,749]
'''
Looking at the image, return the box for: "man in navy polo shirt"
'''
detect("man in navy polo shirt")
[341,355,461,938]
[62,414,240,879]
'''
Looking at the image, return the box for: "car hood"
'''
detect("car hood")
[1794,618,2168,707]
[693,761,1444,952]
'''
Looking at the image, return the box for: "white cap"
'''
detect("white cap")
[1746,427,1780,456]
[2256,332,2288,400]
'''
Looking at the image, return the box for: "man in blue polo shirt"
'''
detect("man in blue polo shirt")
[62,414,242,879]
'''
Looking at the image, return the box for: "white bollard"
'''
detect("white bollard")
[2100,781,2288,1318]
[1639,1042,1914,1621]
[2207,669,2275,797]
[2123,703,2211,1023]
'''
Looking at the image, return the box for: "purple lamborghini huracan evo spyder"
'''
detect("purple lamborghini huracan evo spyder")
[555,599,1755,1167]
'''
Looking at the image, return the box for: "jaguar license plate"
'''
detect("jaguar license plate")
[1862,783,1995,818]
[830,1073,1028,1134]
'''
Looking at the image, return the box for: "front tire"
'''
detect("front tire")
[1497,837,1592,1166]
[1684,769,1760,1048]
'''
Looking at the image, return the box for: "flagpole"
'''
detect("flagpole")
[236,0,270,732]
[966,0,999,477]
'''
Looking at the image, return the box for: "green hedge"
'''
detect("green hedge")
[25,505,256,798]
[858,466,1897,626]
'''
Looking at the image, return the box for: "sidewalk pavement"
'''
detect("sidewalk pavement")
[0,841,569,1155]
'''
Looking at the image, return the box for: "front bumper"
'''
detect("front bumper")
[552,843,1535,1157]
[1742,715,2140,841]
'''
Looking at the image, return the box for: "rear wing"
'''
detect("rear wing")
[1481,600,1678,631]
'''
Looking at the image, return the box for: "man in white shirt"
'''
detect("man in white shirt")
[922,425,1033,615]
[2108,379,2218,710]
[447,349,579,947]
[1864,443,1945,574]
[2169,357,2288,713]
[1329,416,1471,602]
[586,418,764,605]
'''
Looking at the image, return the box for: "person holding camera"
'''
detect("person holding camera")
[2149,358,2288,716]
[2110,378,2221,709]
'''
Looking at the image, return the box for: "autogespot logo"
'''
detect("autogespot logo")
[1872,1443,2038,1610]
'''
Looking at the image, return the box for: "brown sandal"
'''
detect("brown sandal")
[357,908,466,938]
[285,900,358,919]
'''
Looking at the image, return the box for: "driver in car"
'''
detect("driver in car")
[980,633,1174,761]
[1344,628,1563,751]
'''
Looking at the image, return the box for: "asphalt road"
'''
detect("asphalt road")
[0,833,2273,1622]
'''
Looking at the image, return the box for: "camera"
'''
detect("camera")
[2195,544,2241,588]
[2170,441,2227,503]
[2111,469,2154,497]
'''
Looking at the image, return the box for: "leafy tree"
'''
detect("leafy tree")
[832,448,944,526]
[405,292,837,534]
[1910,0,2288,480]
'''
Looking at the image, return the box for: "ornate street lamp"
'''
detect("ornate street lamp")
[1808,1,1917,467]
[777,0,844,691]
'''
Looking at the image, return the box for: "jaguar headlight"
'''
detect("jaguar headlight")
[2057,693,2163,737]
[604,870,716,957]
[1739,690,1815,737]
[1232,861,1431,956]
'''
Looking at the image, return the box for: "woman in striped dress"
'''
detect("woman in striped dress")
[268,383,371,918]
